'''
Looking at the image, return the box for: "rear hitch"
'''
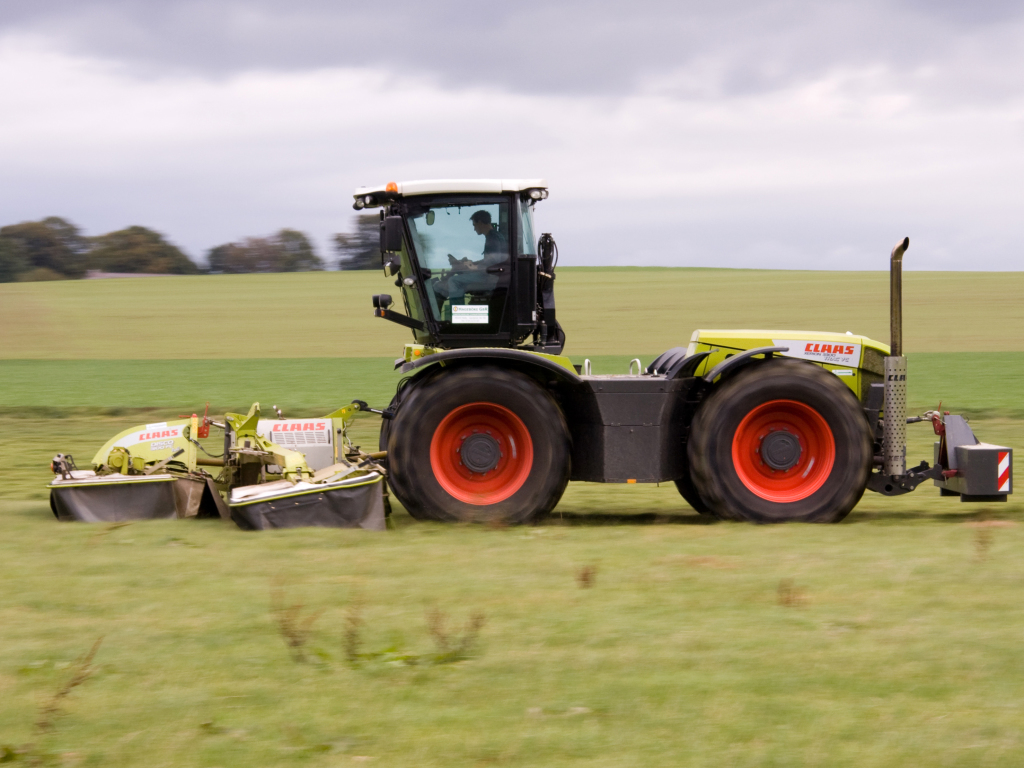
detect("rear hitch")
[867,461,943,496]
[866,236,1012,503]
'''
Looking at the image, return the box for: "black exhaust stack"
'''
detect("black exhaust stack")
[883,237,910,477]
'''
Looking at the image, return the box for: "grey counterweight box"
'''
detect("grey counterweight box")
[934,415,1012,501]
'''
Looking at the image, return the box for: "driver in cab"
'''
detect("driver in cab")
[440,210,508,306]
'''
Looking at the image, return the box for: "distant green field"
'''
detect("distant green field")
[2,352,1021,415]
[2,269,1023,358]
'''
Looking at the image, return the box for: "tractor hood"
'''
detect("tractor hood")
[688,329,890,400]
[689,329,890,364]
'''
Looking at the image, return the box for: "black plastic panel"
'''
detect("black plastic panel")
[568,376,691,483]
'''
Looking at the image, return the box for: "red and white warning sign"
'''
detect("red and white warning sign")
[998,451,1011,493]
[773,339,861,367]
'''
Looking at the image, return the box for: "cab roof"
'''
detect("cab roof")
[353,179,547,208]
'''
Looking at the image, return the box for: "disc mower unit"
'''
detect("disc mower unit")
[48,403,386,530]
[49,413,229,523]
[352,178,1012,523]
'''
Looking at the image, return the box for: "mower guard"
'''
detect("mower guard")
[49,401,386,530]
[49,472,228,522]
[229,472,386,531]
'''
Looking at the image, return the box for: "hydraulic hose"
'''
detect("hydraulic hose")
[537,234,562,348]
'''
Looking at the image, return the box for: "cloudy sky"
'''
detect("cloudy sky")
[2,1,1023,269]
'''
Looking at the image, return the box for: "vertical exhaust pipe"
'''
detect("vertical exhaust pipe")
[883,237,910,477]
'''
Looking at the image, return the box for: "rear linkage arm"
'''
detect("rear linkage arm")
[866,461,943,496]
[866,407,955,496]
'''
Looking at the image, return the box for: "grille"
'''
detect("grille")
[268,430,329,447]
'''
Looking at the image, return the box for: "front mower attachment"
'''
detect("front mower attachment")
[228,472,385,531]
[48,402,387,530]
[222,403,386,531]
[48,415,229,522]
[49,471,226,523]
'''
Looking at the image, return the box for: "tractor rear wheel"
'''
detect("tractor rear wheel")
[386,366,570,524]
[689,359,872,523]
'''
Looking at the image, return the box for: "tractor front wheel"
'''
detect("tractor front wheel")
[674,464,715,516]
[689,359,872,523]
[386,367,570,524]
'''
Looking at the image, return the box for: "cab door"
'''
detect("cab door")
[403,196,513,342]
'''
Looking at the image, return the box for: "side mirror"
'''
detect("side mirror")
[380,216,404,253]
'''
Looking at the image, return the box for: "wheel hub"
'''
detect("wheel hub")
[759,429,802,471]
[732,399,836,503]
[459,432,501,473]
[430,401,534,505]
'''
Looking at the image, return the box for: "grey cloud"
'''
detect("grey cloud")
[3,0,1023,271]
[4,0,1024,100]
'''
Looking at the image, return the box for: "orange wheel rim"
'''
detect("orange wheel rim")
[429,402,533,505]
[731,399,835,503]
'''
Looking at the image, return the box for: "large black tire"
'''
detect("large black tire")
[386,366,570,524]
[377,385,413,519]
[674,462,715,516]
[378,382,411,454]
[689,359,872,523]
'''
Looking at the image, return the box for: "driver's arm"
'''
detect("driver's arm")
[448,254,481,270]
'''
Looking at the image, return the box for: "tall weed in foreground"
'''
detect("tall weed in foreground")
[343,591,364,666]
[35,637,103,732]
[426,607,487,664]
[968,512,1011,561]
[270,581,323,663]
[576,564,598,588]
[975,526,994,561]
[777,579,806,607]
[1,637,103,764]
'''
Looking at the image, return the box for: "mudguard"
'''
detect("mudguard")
[397,345,580,382]
[687,329,890,403]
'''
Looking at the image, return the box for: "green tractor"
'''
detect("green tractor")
[355,178,1012,524]
[45,179,1013,528]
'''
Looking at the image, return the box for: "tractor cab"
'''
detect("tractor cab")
[353,179,562,353]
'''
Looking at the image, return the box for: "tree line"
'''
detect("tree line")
[0,214,384,282]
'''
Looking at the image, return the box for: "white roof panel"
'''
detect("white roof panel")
[353,178,547,199]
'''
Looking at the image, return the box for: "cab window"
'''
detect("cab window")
[406,201,511,329]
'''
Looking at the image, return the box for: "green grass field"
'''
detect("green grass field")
[2,269,1022,766]
[4,505,1024,766]
[2,268,1024,358]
